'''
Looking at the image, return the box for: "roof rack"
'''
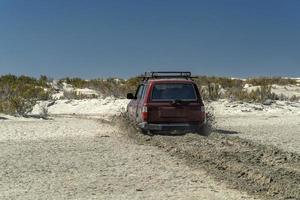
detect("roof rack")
[140,71,194,81]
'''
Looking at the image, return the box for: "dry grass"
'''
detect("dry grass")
[59,76,140,98]
[59,76,298,102]
[245,77,297,86]
[0,74,298,115]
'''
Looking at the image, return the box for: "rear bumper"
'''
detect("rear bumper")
[138,122,205,132]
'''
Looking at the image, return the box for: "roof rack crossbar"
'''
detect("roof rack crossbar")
[141,71,193,80]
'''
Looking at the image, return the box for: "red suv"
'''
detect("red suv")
[127,72,206,133]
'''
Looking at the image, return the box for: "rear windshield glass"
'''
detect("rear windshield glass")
[151,83,197,101]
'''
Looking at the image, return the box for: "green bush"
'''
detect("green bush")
[9,96,36,116]
[0,75,51,116]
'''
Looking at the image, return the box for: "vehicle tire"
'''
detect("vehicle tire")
[197,123,211,136]
[141,129,153,136]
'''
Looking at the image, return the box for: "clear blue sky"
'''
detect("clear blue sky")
[0,0,299,79]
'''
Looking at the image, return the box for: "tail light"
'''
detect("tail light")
[141,105,148,121]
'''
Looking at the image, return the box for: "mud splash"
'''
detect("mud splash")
[116,115,300,200]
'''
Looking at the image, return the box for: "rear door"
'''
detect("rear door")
[148,82,204,123]
[133,84,145,122]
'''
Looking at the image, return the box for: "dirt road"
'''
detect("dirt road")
[0,117,256,200]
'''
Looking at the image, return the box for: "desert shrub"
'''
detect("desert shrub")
[86,78,123,97]
[122,77,140,95]
[63,91,80,99]
[290,95,300,102]
[59,77,130,98]
[62,90,97,100]
[0,75,51,116]
[277,94,289,101]
[207,83,221,100]
[39,104,49,119]
[225,86,278,102]
[0,97,36,116]
[9,96,36,116]
[57,75,298,102]
[259,86,278,101]
[194,76,297,101]
[0,100,11,114]
[194,76,243,100]
[194,76,243,89]
[99,78,126,97]
[38,75,50,87]
[246,77,297,86]
[63,77,88,88]
[12,84,50,100]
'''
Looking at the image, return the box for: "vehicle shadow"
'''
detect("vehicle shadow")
[25,114,52,120]
[145,129,210,137]
[152,131,187,136]
[143,128,239,137]
[213,129,239,135]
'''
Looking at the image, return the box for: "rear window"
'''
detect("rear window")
[151,83,197,101]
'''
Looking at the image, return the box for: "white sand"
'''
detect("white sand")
[32,97,130,117]
[0,116,256,200]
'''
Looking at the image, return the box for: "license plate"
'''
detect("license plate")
[159,108,186,118]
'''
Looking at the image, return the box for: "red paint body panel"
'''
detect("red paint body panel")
[127,78,206,131]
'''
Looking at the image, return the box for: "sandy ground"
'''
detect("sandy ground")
[215,115,300,154]
[0,117,256,200]
[209,100,300,154]
[1,98,299,199]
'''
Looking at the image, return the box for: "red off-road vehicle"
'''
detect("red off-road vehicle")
[127,72,206,133]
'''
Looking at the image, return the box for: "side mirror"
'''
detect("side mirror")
[127,93,134,99]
